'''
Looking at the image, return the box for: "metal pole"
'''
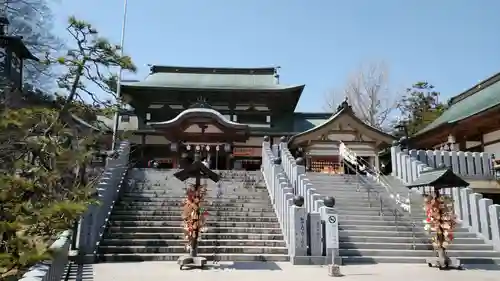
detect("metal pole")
[111,0,129,151]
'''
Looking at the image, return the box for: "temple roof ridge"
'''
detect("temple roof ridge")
[149,65,279,75]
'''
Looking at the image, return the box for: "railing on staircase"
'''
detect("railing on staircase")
[391,144,500,251]
[262,138,341,265]
[339,141,417,250]
[18,141,131,281]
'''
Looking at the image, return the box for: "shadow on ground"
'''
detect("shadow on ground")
[64,263,94,281]
[200,261,282,271]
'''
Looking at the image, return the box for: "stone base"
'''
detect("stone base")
[426,257,462,270]
[328,264,343,277]
[177,255,207,270]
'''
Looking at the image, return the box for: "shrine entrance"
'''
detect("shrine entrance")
[149,104,250,170]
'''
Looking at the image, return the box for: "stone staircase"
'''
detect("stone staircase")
[308,172,500,264]
[97,169,289,262]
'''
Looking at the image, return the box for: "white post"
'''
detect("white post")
[111,0,129,151]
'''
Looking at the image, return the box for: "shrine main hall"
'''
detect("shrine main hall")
[101,65,394,171]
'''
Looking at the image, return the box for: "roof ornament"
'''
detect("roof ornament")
[274,66,281,84]
[189,96,213,109]
[336,96,351,112]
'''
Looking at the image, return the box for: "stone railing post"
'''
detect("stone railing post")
[478,198,493,240]
[489,204,500,251]
[469,192,483,234]
[460,187,473,227]
[289,196,307,264]
[319,197,341,265]
[307,210,323,263]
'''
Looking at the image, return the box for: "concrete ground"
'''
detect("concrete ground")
[65,262,500,281]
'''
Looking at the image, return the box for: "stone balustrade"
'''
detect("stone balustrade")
[391,144,500,251]
[18,141,131,281]
[452,187,500,251]
[391,145,494,183]
[262,138,340,264]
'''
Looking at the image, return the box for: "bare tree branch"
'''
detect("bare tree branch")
[324,61,399,131]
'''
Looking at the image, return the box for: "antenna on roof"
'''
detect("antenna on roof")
[274,66,281,84]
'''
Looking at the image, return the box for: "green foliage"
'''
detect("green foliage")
[396,82,448,136]
[0,15,137,278]
[46,16,136,112]
[0,107,100,278]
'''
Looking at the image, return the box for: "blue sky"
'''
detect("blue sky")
[51,0,500,112]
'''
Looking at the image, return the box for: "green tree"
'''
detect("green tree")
[396,81,447,136]
[0,16,135,279]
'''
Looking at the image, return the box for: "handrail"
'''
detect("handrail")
[339,141,412,210]
[339,142,417,250]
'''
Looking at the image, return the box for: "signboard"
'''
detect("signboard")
[233,147,262,157]
[327,214,339,249]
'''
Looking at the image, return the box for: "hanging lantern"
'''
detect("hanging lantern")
[196,145,201,151]
[186,144,191,151]
[215,145,220,151]
[206,145,211,151]
[224,143,231,153]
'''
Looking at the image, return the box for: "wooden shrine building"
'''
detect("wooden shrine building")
[104,65,395,171]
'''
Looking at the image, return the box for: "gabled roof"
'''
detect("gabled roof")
[406,167,469,189]
[417,72,500,135]
[288,100,395,146]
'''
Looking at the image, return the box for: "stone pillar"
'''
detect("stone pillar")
[469,192,483,234]
[460,188,473,227]
[478,198,493,240]
[308,212,322,260]
[289,196,308,264]
[489,204,500,251]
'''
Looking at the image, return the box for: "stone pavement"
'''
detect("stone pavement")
[69,262,500,281]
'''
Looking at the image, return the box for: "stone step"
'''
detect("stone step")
[121,195,269,203]
[106,226,282,234]
[97,253,289,262]
[337,214,420,221]
[116,202,272,208]
[105,232,284,240]
[101,239,286,247]
[122,194,271,200]
[341,255,500,265]
[99,245,287,254]
[339,242,494,251]
[339,230,477,238]
[339,224,470,233]
[339,249,500,258]
[335,209,400,216]
[126,188,268,193]
[339,236,485,244]
[112,206,275,212]
[341,256,426,264]
[339,219,424,227]
[109,221,281,228]
[109,215,279,223]
[111,210,277,217]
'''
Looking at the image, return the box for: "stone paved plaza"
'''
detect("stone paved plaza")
[63,262,500,281]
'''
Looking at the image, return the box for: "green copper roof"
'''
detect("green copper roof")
[121,65,303,91]
[418,75,500,135]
